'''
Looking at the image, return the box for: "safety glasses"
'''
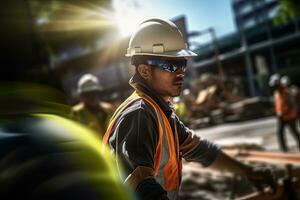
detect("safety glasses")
[146,59,187,73]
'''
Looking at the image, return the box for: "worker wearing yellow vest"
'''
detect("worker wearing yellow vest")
[103,18,276,200]
[72,74,113,138]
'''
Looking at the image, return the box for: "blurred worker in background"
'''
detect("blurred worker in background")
[281,76,300,127]
[278,76,300,151]
[173,89,195,125]
[281,76,300,117]
[270,74,300,151]
[181,89,195,124]
[173,96,187,124]
[71,74,113,138]
[103,18,276,200]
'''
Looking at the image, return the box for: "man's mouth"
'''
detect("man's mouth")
[174,80,183,86]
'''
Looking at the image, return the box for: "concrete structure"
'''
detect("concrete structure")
[232,0,279,30]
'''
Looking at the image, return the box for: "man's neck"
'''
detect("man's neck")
[84,102,99,111]
[130,74,173,118]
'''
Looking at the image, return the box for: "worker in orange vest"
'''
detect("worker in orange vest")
[282,76,300,128]
[272,75,300,151]
[102,18,276,200]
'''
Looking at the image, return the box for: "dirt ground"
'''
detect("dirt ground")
[179,160,300,200]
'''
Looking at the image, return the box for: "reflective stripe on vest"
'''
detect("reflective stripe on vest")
[102,91,181,198]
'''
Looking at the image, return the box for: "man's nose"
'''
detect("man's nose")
[176,66,186,74]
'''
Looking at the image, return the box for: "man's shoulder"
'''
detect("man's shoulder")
[119,98,156,119]
[72,102,84,112]
[112,99,158,132]
[99,101,113,112]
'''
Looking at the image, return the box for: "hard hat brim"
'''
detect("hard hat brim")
[126,49,197,58]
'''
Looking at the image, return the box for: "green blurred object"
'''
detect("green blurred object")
[0,82,71,118]
[0,83,135,200]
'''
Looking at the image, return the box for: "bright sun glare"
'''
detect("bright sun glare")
[113,0,148,38]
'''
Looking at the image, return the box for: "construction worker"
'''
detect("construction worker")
[281,76,300,115]
[281,76,300,125]
[181,89,195,124]
[102,18,275,200]
[172,97,187,124]
[272,75,300,151]
[71,74,113,138]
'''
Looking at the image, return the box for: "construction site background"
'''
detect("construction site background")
[173,73,274,129]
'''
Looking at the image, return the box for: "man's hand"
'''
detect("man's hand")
[246,167,277,194]
[210,151,277,195]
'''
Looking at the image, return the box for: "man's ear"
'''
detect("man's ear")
[137,64,151,80]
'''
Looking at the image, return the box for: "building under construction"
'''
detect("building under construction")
[193,0,300,97]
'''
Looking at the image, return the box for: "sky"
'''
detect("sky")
[112,0,236,48]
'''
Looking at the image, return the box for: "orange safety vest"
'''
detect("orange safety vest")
[274,87,297,121]
[102,91,182,198]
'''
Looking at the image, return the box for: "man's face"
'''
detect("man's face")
[145,57,186,101]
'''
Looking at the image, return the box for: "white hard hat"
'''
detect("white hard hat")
[268,73,280,87]
[126,18,197,58]
[77,74,103,95]
[280,75,291,86]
